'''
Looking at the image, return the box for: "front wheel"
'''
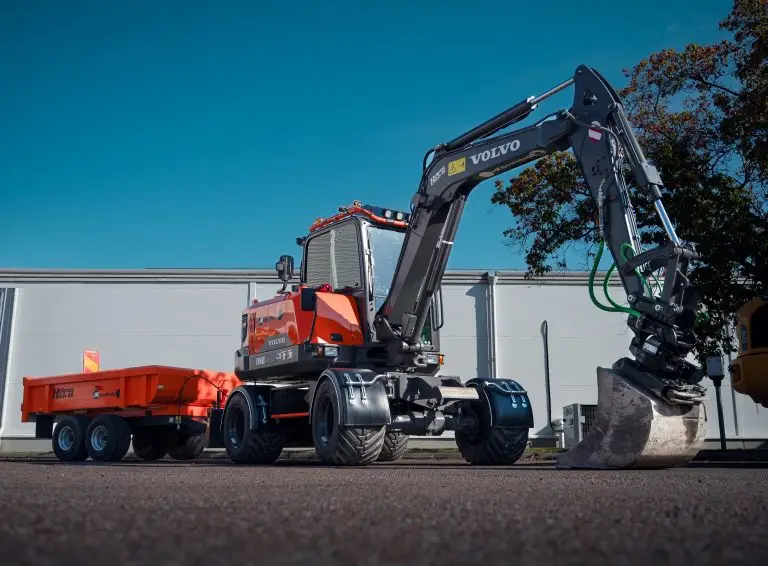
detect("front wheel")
[455,401,529,465]
[311,378,385,466]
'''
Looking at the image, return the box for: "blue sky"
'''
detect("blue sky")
[0,0,732,271]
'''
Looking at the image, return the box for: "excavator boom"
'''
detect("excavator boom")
[371,65,710,468]
[376,65,704,396]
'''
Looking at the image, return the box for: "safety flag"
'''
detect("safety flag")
[83,349,100,373]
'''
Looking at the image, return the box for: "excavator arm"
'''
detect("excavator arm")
[374,64,705,403]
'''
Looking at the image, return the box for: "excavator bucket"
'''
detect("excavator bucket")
[555,366,708,470]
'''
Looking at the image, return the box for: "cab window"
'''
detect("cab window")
[304,221,362,290]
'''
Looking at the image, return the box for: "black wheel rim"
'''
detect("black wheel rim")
[227,406,245,449]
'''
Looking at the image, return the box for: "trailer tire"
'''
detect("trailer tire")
[85,415,132,462]
[165,431,206,460]
[52,415,90,462]
[311,378,385,466]
[377,431,409,462]
[223,393,285,464]
[132,429,167,460]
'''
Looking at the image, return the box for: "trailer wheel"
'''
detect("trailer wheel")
[132,429,167,460]
[85,415,132,462]
[223,393,285,464]
[52,415,90,462]
[455,402,529,465]
[165,431,206,460]
[377,431,409,462]
[311,378,385,466]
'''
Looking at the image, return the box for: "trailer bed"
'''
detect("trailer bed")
[21,365,242,462]
[22,365,241,421]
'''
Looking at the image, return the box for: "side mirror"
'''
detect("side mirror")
[275,255,294,282]
[300,287,317,312]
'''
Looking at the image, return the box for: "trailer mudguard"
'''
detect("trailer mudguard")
[309,368,391,427]
[465,378,534,429]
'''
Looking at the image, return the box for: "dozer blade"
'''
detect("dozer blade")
[555,366,707,470]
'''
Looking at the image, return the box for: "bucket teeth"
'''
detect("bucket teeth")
[556,366,707,470]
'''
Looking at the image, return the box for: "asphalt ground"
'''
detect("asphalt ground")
[1,454,767,566]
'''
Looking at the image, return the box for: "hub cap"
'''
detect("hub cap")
[57,425,75,452]
[90,425,108,452]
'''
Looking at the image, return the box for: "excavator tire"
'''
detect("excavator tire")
[456,426,529,465]
[223,393,286,464]
[311,378,386,466]
[556,366,707,469]
[377,431,409,462]
[454,396,530,465]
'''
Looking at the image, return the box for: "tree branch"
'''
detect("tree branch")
[690,75,739,97]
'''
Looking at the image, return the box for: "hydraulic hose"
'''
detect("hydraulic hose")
[588,239,709,325]
[588,240,641,317]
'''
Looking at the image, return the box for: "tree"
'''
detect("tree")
[490,0,767,362]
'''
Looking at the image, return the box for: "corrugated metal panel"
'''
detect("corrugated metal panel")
[0,283,248,437]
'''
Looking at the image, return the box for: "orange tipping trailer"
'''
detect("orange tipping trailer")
[21,365,242,462]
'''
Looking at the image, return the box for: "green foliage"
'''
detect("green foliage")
[491,0,767,362]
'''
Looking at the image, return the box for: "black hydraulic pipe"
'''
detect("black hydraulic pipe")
[540,320,553,429]
[442,77,575,152]
[443,98,537,151]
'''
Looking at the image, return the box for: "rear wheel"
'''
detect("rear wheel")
[455,401,529,465]
[52,415,90,462]
[132,429,167,460]
[377,431,409,462]
[85,415,132,462]
[223,392,285,464]
[165,431,206,460]
[311,378,385,466]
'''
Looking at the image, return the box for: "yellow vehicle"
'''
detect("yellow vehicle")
[730,296,768,407]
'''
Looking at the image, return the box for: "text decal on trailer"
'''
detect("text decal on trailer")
[470,140,521,165]
[53,387,74,399]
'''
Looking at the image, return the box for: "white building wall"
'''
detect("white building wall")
[0,280,249,445]
[0,268,766,451]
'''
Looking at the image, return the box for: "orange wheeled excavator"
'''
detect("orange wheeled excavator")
[22,64,711,469]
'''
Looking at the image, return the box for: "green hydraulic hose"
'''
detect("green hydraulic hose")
[588,240,641,317]
[589,239,709,326]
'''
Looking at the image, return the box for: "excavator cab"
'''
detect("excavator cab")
[730,296,768,406]
[298,202,443,353]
